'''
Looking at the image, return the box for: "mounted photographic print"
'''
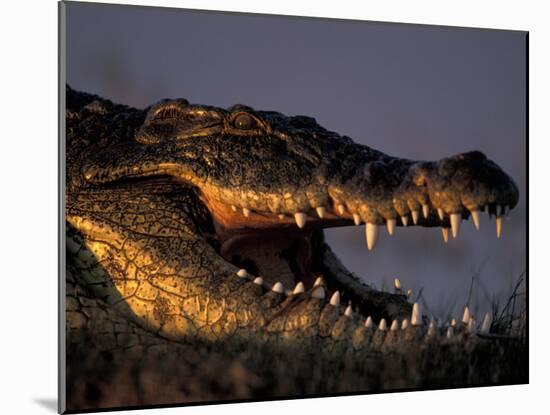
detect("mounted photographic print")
[59,1,528,413]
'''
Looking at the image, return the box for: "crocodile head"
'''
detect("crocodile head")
[66,88,519,344]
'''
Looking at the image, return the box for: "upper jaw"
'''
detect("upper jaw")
[198,149,518,247]
[80,132,518,244]
[325,150,518,224]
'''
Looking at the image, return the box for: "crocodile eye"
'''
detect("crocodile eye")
[233,113,257,130]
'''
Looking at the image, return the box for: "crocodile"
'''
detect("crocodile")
[64,85,525,411]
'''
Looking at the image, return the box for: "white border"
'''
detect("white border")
[1,0,546,414]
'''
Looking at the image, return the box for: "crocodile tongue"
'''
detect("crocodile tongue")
[219,230,315,290]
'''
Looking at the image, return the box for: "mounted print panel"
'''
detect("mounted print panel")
[59,1,528,413]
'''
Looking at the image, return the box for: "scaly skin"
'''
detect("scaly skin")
[65,86,524,409]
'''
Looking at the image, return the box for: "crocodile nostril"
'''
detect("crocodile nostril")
[459,150,487,161]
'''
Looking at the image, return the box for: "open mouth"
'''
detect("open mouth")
[79,142,519,324]
[213,217,411,321]
[198,186,515,321]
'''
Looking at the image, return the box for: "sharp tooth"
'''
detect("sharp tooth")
[437,208,445,221]
[496,217,503,238]
[329,291,340,306]
[394,278,401,290]
[422,204,430,219]
[365,223,378,251]
[450,318,457,327]
[427,321,436,337]
[253,277,263,285]
[236,269,248,278]
[336,204,346,215]
[311,286,325,299]
[479,312,492,334]
[272,281,284,294]
[365,316,374,328]
[386,219,396,235]
[390,320,398,331]
[496,205,503,216]
[411,302,423,326]
[446,326,454,339]
[313,276,324,287]
[450,213,461,238]
[401,216,409,226]
[471,210,481,230]
[378,318,387,331]
[242,207,251,217]
[406,288,413,301]
[401,319,409,330]
[293,281,305,294]
[441,228,449,243]
[231,205,238,212]
[461,306,471,324]
[353,213,362,226]
[294,212,307,228]
[344,304,353,317]
[316,206,326,219]
[278,214,285,220]
[412,210,419,224]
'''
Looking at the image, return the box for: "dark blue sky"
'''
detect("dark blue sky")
[66,2,526,319]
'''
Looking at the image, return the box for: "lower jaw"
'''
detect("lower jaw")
[216,226,409,321]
